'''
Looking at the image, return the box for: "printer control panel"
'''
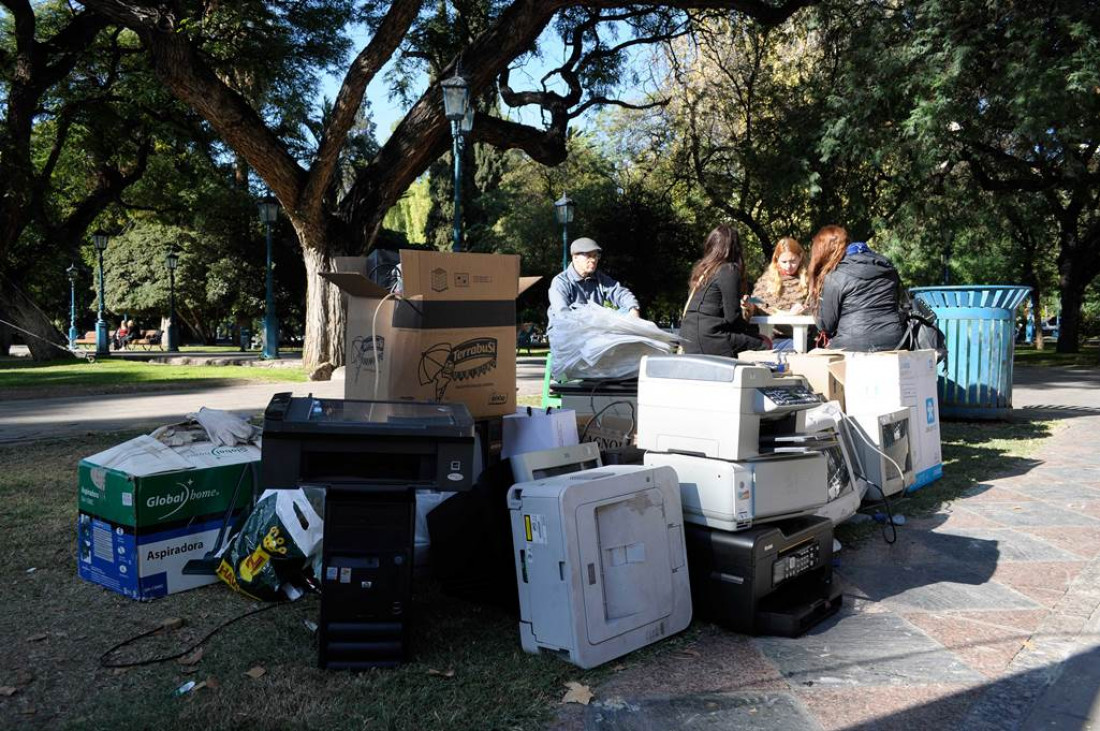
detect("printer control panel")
[756,385,820,412]
[771,540,821,586]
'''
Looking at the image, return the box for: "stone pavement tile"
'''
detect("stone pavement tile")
[990,561,1087,610]
[753,612,984,687]
[911,509,1003,530]
[795,684,983,731]
[957,483,1035,503]
[838,564,1040,613]
[1076,500,1100,521]
[1017,526,1100,559]
[832,533,947,568]
[1007,482,1100,505]
[1025,467,1100,483]
[594,626,789,698]
[908,527,1080,563]
[960,501,1100,528]
[902,611,1041,678]
[578,692,819,731]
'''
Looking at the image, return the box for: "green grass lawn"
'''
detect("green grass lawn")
[1014,344,1099,368]
[0,430,613,731]
[0,357,306,394]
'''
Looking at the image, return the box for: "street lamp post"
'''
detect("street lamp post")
[165,249,179,352]
[66,264,79,350]
[553,192,576,271]
[257,197,280,359]
[441,73,473,252]
[92,231,109,357]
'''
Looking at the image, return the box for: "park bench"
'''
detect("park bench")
[73,330,114,348]
[127,329,163,350]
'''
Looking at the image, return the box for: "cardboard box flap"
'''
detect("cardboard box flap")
[320,271,391,299]
[519,276,541,296]
[83,435,260,477]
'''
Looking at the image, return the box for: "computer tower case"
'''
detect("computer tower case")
[684,516,841,637]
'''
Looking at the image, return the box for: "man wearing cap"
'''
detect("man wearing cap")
[547,237,641,318]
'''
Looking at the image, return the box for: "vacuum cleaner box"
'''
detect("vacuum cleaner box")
[842,349,942,490]
[77,436,257,600]
[323,252,540,418]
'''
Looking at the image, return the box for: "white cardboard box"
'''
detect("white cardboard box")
[842,350,943,490]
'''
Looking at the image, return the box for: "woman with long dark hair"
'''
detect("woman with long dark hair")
[807,225,905,352]
[680,224,770,357]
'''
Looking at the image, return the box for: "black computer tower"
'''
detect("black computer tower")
[317,488,416,669]
[684,516,842,637]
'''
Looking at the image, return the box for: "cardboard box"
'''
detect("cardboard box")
[841,350,943,490]
[577,414,636,451]
[323,252,539,418]
[736,350,846,408]
[77,436,257,600]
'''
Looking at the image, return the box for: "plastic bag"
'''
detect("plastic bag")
[216,488,323,601]
[188,407,256,446]
[549,303,678,380]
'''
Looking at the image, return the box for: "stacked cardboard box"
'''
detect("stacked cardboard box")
[78,436,258,600]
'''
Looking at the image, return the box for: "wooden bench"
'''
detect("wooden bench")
[73,330,114,348]
[127,330,163,350]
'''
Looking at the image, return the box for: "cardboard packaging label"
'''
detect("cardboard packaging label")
[323,251,539,418]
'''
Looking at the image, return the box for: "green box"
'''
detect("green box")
[77,436,258,600]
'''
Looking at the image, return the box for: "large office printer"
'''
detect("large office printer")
[635,355,842,635]
[262,393,475,669]
[637,354,832,528]
[508,464,692,669]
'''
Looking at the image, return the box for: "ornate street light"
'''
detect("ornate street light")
[257,197,280,359]
[441,72,473,252]
[92,231,110,356]
[165,249,180,352]
[553,192,576,271]
[66,264,79,349]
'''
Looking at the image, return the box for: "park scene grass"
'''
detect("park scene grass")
[0,412,1061,730]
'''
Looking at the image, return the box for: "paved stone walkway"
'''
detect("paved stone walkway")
[551,411,1100,731]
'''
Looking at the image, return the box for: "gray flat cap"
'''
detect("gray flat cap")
[570,237,602,255]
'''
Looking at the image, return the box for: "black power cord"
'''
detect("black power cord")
[99,601,289,669]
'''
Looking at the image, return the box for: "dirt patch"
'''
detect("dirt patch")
[3,380,241,402]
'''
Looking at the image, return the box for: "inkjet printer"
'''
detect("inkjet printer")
[262,393,475,670]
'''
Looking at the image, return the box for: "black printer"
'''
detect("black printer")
[262,393,475,669]
[684,516,842,637]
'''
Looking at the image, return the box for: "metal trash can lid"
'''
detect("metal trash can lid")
[910,285,1030,311]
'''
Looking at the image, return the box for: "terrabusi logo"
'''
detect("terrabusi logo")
[418,338,498,400]
[147,479,222,519]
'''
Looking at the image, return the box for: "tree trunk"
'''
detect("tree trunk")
[0,271,73,361]
[1056,280,1082,354]
[300,241,346,370]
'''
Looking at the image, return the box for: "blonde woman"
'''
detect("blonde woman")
[681,224,770,357]
[807,225,905,352]
[751,237,810,315]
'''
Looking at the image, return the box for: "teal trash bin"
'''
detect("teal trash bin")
[910,286,1031,420]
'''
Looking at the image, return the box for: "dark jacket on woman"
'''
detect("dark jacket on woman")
[817,247,905,352]
[681,262,766,357]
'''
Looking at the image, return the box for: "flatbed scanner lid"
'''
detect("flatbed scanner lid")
[263,394,474,437]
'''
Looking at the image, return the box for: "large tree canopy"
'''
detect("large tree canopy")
[75,0,816,368]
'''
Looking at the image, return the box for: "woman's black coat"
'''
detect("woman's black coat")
[817,250,906,352]
[681,262,766,357]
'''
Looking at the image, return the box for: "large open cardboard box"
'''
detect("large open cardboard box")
[322,251,539,418]
[736,350,846,408]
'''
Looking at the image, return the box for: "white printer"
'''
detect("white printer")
[637,354,832,530]
[508,464,692,669]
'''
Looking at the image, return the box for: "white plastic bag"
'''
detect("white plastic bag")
[549,304,677,380]
[189,407,256,446]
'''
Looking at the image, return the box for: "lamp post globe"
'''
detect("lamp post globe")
[257,197,280,359]
[66,264,79,349]
[553,192,576,271]
[91,231,110,356]
[441,72,472,252]
[165,250,180,352]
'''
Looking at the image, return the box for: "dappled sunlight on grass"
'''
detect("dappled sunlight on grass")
[0,357,306,391]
